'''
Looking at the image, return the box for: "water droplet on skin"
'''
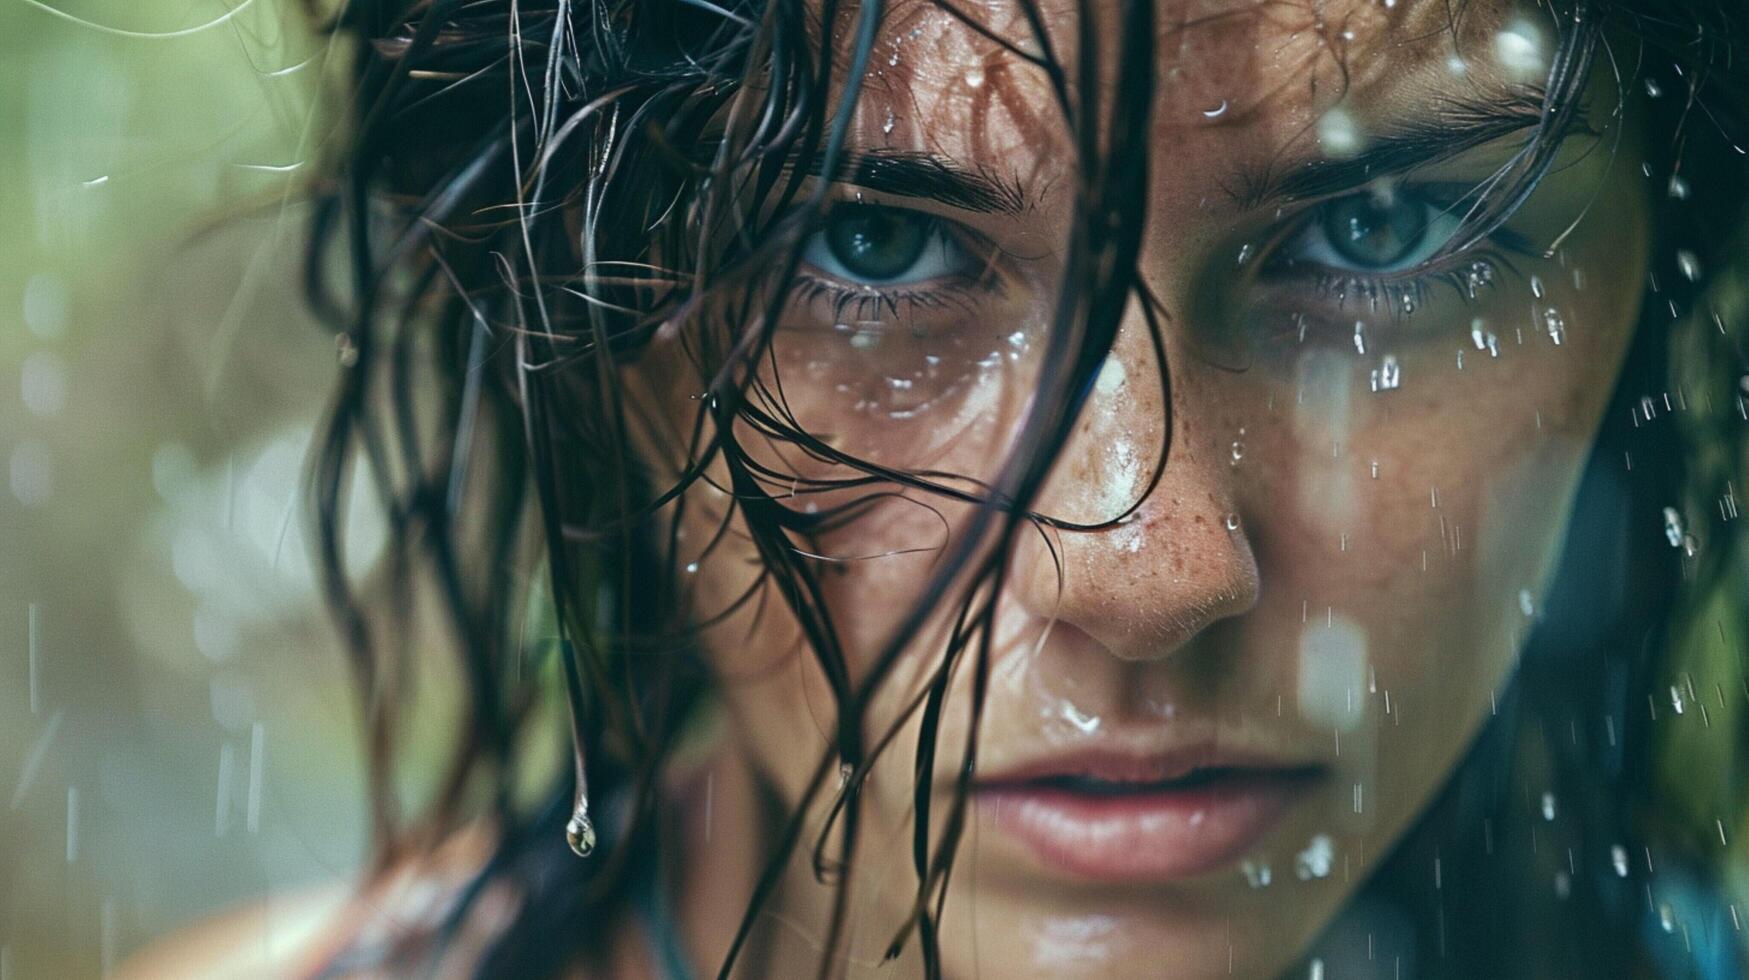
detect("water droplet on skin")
[1677,249,1703,281]
[1541,791,1557,821]
[1471,318,1489,349]
[1230,440,1244,465]
[1530,274,1545,299]
[1519,589,1536,617]
[1353,321,1367,355]
[1241,860,1273,888]
[1554,871,1572,899]
[1224,512,1241,532]
[1369,354,1401,392]
[1668,175,1691,200]
[685,561,700,574]
[1316,107,1364,157]
[1645,78,1663,98]
[1612,844,1630,877]
[1486,332,1501,357]
[882,109,896,134]
[1543,308,1566,345]
[1295,834,1335,879]
[1659,903,1676,933]
[964,66,985,88]
[1663,506,1686,547]
[1236,242,1255,267]
[1494,20,1548,80]
[1671,685,1687,714]
[1683,534,1698,557]
[850,327,883,350]
[1202,99,1230,119]
[336,334,359,367]
[1309,960,1326,980]
[1465,260,1495,298]
[1369,459,1379,479]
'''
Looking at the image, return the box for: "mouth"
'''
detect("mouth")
[973,751,1327,883]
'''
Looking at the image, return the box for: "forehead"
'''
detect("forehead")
[833,0,1534,174]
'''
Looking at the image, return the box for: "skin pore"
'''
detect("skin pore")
[620,0,1652,977]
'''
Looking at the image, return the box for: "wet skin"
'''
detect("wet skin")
[625,0,1650,976]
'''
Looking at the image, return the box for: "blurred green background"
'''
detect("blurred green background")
[0,2,373,974]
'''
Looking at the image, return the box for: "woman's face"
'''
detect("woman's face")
[630,0,1649,975]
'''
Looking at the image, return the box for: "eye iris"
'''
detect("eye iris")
[825,205,930,281]
[1322,194,1428,268]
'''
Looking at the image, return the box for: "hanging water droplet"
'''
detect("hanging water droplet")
[1295,834,1335,880]
[1671,685,1687,714]
[850,325,883,350]
[1543,307,1566,345]
[1471,318,1488,350]
[1530,274,1546,299]
[882,108,896,134]
[1611,844,1630,877]
[1236,242,1255,267]
[1676,250,1702,282]
[1659,903,1676,933]
[565,804,597,857]
[1241,860,1273,888]
[1230,440,1244,464]
[1486,332,1500,357]
[1663,506,1685,547]
[1541,791,1557,821]
[1399,290,1417,315]
[1668,175,1691,200]
[684,561,700,574]
[1369,354,1401,392]
[1353,321,1367,355]
[1683,533,1698,557]
[1645,77,1663,98]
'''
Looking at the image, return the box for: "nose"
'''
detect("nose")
[1006,309,1260,661]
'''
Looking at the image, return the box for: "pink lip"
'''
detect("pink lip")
[973,748,1325,882]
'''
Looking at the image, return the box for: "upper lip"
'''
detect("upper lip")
[972,743,1326,790]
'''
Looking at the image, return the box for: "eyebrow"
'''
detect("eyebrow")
[804,148,1032,214]
[800,92,1573,217]
[1231,91,1578,208]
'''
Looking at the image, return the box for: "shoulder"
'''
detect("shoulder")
[117,828,509,980]
[114,882,352,980]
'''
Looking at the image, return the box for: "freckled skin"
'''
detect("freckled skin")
[624,1,1649,977]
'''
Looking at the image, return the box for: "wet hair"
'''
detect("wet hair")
[303,0,1749,976]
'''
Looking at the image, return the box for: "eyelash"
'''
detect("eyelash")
[790,273,995,325]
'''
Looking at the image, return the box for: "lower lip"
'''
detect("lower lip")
[975,770,1324,882]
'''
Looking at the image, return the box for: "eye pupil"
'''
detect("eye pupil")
[1323,194,1429,268]
[826,204,931,281]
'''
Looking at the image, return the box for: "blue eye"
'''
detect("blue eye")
[1284,189,1463,274]
[802,204,968,285]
